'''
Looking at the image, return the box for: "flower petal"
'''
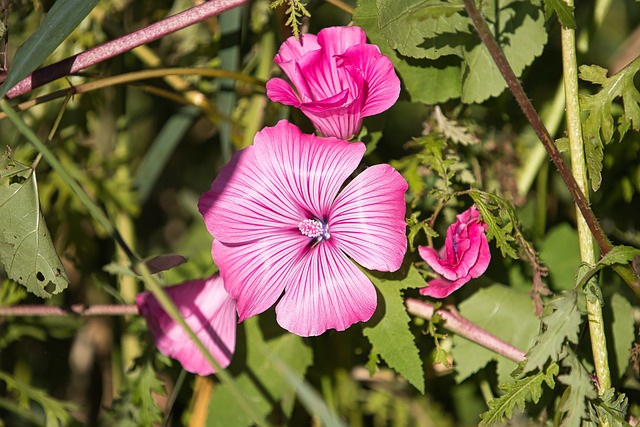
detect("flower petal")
[213,236,307,322]
[135,276,236,375]
[275,240,377,336]
[467,224,491,278]
[329,164,408,271]
[274,33,320,78]
[316,26,367,58]
[266,78,302,107]
[419,276,468,298]
[338,44,401,117]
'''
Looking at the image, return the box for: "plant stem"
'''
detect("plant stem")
[0,304,139,316]
[2,0,251,99]
[560,0,611,393]
[406,298,526,363]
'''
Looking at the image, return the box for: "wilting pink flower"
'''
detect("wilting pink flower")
[136,276,236,375]
[266,26,400,140]
[198,120,407,337]
[419,206,490,298]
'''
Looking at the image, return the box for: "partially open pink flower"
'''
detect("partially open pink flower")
[198,120,407,337]
[266,26,400,140]
[419,206,490,298]
[136,276,236,375]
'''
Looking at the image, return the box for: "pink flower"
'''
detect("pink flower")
[135,276,236,375]
[198,120,407,337]
[266,26,400,140]
[419,206,490,298]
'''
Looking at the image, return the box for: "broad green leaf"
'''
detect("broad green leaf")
[557,352,597,426]
[363,264,425,393]
[0,161,69,298]
[354,0,461,104]
[579,58,640,191]
[479,363,558,426]
[543,0,576,28]
[0,0,99,97]
[452,284,539,383]
[539,224,581,291]
[610,293,635,379]
[207,317,313,427]
[524,291,581,373]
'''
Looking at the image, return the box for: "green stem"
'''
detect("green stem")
[559,0,611,393]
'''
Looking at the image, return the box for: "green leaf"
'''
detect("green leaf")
[586,388,631,427]
[479,363,558,426]
[524,291,581,373]
[452,284,539,383]
[610,293,635,379]
[354,0,461,104]
[207,317,313,427]
[539,224,581,291]
[371,0,547,103]
[0,0,99,97]
[363,264,425,393]
[543,0,576,28]
[579,58,640,191]
[0,161,69,298]
[557,352,597,426]
[575,245,640,290]
[469,191,519,259]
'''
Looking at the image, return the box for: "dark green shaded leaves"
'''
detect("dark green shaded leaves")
[557,352,597,426]
[479,363,558,426]
[363,265,425,393]
[585,388,631,427]
[575,245,640,290]
[610,293,635,379]
[0,0,99,96]
[0,159,68,298]
[539,224,580,291]
[543,0,576,28]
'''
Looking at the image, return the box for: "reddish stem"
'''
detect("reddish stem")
[0,304,138,316]
[406,298,526,363]
[2,0,250,98]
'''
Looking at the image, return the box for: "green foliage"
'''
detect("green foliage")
[557,351,597,426]
[524,291,581,373]
[539,224,581,291]
[207,317,313,426]
[575,245,640,290]
[0,0,99,97]
[407,211,438,252]
[469,190,520,259]
[363,265,425,393]
[479,362,558,426]
[579,57,640,190]
[0,156,69,298]
[585,388,631,427]
[452,284,539,383]
[543,0,576,28]
[270,0,310,39]
[362,0,547,103]
[610,293,635,379]
[0,370,76,427]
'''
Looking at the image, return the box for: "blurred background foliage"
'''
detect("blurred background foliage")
[0,0,639,425]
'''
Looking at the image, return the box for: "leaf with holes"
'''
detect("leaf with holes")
[0,160,68,298]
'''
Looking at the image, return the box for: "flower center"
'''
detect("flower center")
[298,219,330,240]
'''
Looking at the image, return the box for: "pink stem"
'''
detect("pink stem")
[0,304,138,316]
[3,0,250,98]
[406,298,526,363]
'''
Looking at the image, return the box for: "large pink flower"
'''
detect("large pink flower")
[198,120,407,337]
[419,206,490,298]
[266,26,400,140]
[136,276,237,375]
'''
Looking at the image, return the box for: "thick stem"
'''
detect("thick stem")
[2,0,250,98]
[560,0,611,393]
[406,298,526,363]
[0,304,138,316]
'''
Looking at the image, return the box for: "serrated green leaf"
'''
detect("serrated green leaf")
[354,0,461,104]
[0,0,99,97]
[207,318,313,427]
[557,352,597,426]
[469,191,519,259]
[0,163,69,298]
[479,363,558,426]
[452,284,539,383]
[362,265,425,393]
[586,388,630,427]
[575,245,640,290]
[524,291,581,373]
[543,0,576,28]
[610,293,635,379]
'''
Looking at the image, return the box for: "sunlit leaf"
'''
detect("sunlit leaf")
[0,160,68,298]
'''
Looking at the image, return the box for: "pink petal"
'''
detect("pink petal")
[266,78,302,107]
[213,236,307,322]
[274,33,320,78]
[316,26,367,58]
[419,276,468,298]
[330,164,408,271]
[338,44,400,117]
[199,122,364,243]
[135,276,236,375]
[418,245,457,279]
[275,240,377,336]
[467,224,491,278]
